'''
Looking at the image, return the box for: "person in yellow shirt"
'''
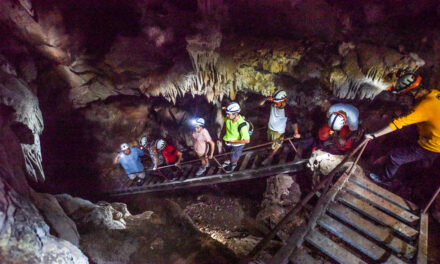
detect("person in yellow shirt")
[365,73,440,186]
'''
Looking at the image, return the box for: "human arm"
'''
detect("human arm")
[113,153,120,165]
[365,103,427,140]
[208,140,215,159]
[175,151,182,166]
[318,124,332,141]
[365,126,394,140]
[258,97,272,106]
[292,123,301,138]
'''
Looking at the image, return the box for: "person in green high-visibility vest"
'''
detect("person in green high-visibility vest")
[220,102,250,173]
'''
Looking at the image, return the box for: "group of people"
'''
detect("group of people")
[115,71,439,193]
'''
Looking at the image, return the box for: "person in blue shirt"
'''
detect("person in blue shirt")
[113,143,146,186]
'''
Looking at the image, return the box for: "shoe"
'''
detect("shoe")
[369,173,392,187]
[220,161,230,168]
[261,156,273,166]
[136,178,145,186]
[224,163,237,173]
[196,167,206,176]
[169,177,178,182]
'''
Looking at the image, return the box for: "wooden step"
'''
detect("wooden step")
[328,202,416,259]
[289,248,323,264]
[179,166,192,181]
[350,174,418,212]
[239,152,253,171]
[251,154,260,169]
[337,191,418,240]
[385,255,408,264]
[305,229,367,264]
[344,181,419,225]
[185,166,198,179]
[278,145,288,164]
[318,213,387,261]
[206,164,216,176]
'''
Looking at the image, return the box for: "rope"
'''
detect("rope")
[143,136,308,172]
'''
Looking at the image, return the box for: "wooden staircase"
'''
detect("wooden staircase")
[269,164,428,264]
[104,140,307,197]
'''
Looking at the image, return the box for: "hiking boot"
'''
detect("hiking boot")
[369,173,392,187]
[224,163,237,173]
[196,167,206,176]
[136,178,145,186]
[220,161,230,168]
[261,156,273,166]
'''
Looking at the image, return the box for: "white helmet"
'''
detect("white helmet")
[156,139,166,150]
[225,102,241,114]
[120,143,129,151]
[328,112,346,131]
[272,90,287,102]
[139,136,147,146]
[193,117,205,127]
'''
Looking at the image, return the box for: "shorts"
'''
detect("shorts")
[267,128,284,150]
[127,171,146,180]
[196,151,207,159]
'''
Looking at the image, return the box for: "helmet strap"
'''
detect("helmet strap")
[330,111,347,130]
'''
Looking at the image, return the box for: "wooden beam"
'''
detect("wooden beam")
[305,229,367,264]
[350,174,418,212]
[344,181,419,225]
[337,191,418,240]
[417,213,428,264]
[328,202,416,259]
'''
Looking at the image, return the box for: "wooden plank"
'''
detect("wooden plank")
[206,164,216,176]
[344,181,419,225]
[289,248,323,264]
[179,166,193,181]
[350,174,418,212]
[416,213,428,264]
[269,167,357,264]
[305,229,367,264]
[328,202,416,259]
[337,191,418,239]
[278,145,288,164]
[185,166,198,179]
[239,152,253,171]
[251,154,260,169]
[318,213,387,261]
[108,159,307,196]
[384,255,408,264]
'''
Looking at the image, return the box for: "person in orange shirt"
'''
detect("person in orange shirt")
[366,73,440,186]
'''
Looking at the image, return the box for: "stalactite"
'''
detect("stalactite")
[0,62,45,182]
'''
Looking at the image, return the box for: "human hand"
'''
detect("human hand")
[364,133,376,140]
[293,133,301,139]
[208,154,213,159]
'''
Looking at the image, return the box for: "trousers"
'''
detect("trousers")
[384,143,440,179]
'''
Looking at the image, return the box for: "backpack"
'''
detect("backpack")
[238,117,254,137]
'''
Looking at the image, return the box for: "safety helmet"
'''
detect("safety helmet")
[272,90,287,102]
[225,102,241,114]
[192,117,205,127]
[328,111,346,131]
[120,143,129,151]
[156,139,166,150]
[139,136,147,146]
[389,73,422,94]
